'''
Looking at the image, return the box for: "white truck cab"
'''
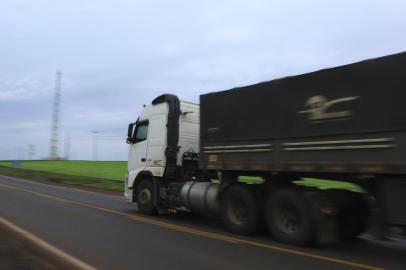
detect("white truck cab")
[124,94,199,202]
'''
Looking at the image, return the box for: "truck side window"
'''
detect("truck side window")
[134,122,148,142]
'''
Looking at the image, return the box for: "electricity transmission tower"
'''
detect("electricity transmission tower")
[49,71,62,160]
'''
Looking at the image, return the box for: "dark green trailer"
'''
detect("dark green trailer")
[199,52,406,242]
[200,52,406,176]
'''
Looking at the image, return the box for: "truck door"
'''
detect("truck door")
[146,115,166,172]
[128,120,149,178]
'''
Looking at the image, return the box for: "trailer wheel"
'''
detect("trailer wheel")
[222,185,261,235]
[266,189,315,246]
[136,179,157,215]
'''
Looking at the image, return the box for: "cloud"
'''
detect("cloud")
[0,0,406,160]
[0,74,52,101]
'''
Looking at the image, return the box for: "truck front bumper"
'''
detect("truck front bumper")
[124,188,134,203]
[124,174,134,203]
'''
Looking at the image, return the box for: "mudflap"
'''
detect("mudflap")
[153,179,161,209]
[304,189,340,244]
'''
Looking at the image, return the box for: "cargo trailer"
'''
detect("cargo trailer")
[125,51,406,245]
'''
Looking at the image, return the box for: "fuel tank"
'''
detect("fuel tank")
[180,181,221,216]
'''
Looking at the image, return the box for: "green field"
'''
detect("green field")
[238,176,364,192]
[0,160,363,193]
[0,160,126,180]
[0,160,126,191]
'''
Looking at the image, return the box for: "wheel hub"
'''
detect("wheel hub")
[228,198,248,225]
[139,188,152,205]
[276,205,300,234]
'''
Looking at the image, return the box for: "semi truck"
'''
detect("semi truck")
[124,51,406,245]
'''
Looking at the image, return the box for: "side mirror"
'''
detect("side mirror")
[126,123,135,144]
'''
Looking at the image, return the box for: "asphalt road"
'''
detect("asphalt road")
[0,175,405,270]
[0,226,58,270]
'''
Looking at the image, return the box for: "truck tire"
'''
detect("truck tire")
[222,185,262,235]
[266,189,315,246]
[136,179,157,215]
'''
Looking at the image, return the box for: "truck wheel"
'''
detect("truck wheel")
[266,189,315,246]
[136,179,157,215]
[222,185,261,235]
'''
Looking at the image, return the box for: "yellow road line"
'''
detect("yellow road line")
[0,182,385,270]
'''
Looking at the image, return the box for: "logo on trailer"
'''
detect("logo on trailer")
[298,95,360,121]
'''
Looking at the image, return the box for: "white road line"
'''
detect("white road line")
[0,216,98,270]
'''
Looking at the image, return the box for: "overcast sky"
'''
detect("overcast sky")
[1,0,405,161]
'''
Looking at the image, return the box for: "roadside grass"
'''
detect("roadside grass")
[0,160,363,193]
[294,178,364,192]
[0,160,126,192]
[0,160,126,180]
[213,176,364,193]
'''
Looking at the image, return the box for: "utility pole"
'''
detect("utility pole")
[27,144,36,160]
[16,146,23,160]
[91,131,101,161]
[64,131,70,160]
[49,70,62,160]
